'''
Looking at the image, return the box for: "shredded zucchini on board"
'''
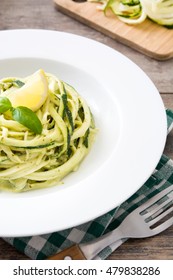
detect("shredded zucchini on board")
[0,71,96,192]
[88,0,173,26]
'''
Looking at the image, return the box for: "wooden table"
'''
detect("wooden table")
[0,0,173,260]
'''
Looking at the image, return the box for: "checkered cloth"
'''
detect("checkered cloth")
[3,109,173,260]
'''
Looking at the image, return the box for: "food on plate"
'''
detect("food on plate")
[0,69,96,192]
[88,0,173,27]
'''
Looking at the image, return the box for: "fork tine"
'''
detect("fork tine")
[148,205,173,227]
[138,185,173,213]
[144,194,173,219]
[151,216,173,236]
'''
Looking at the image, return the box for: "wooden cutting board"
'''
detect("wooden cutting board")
[54,0,173,60]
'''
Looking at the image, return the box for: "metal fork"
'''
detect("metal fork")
[48,185,173,260]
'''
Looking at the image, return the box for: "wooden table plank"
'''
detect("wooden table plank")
[0,0,173,260]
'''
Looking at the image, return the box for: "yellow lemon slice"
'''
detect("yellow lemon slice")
[8,69,48,112]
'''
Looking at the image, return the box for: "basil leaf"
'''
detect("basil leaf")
[12,106,42,134]
[0,96,12,113]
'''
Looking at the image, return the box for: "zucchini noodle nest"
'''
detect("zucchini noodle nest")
[0,72,96,192]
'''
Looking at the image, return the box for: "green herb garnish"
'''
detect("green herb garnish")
[11,107,42,134]
[0,96,12,113]
[0,96,42,134]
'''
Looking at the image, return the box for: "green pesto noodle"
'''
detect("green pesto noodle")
[0,72,96,192]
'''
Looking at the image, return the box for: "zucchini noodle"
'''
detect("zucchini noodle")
[88,0,173,26]
[0,72,96,192]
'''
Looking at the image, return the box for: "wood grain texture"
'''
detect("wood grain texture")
[47,245,86,260]
[54,0,173,60]
[0,0,173,260]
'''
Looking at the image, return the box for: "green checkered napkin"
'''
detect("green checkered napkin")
[3,109,173,260]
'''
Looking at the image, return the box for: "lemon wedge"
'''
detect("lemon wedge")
[7,69,48,112]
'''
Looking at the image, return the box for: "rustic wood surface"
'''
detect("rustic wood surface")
[0,0,173,260]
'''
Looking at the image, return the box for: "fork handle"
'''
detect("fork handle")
[47,245,86,260]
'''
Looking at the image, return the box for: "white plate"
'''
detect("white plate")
[0,29,167,237]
